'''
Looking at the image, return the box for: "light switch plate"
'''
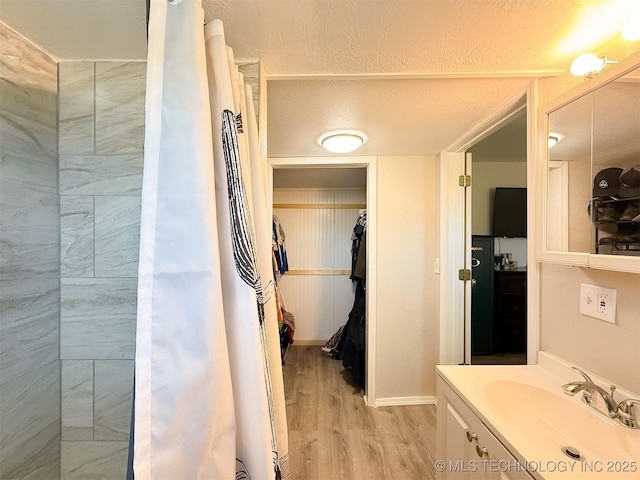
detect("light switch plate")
[579,283,616,324]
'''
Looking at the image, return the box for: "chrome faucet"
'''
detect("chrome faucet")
[562,367,618,416]
[562,366,640,429]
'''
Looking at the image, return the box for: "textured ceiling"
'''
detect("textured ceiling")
[469,113,528,163]
[202,0,634,76]
[2,0,639,160]
[267,76,531,157]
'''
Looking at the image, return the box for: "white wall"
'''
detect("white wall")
[273,188,365,342]
[471,161,528,267]
[471,161,527,235]
[540,263,640,393]
[376,155,438,402]
[567,160,592,253]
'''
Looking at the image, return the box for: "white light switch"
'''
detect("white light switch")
[580,283,616,324]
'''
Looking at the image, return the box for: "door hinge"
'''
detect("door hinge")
[459,175,471,187]
[458,269,471,281]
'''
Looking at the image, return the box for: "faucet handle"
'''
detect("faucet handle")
[618,398,640,414]
[616,399,640,429]
[571,366,593,384]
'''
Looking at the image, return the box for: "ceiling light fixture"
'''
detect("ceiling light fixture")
[623,15,640,41]
[570,53,617,77]
[548,132,564,148]
[319,131,366,154]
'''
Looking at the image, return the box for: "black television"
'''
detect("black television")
[492,187,527,238]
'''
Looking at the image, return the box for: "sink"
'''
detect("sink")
[479,379,640,464]
[438,360,640,480]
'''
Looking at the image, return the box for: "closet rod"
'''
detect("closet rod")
[273,203,366,210]
[285,269,351,276]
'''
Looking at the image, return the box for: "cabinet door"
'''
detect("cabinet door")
[442,400,492,480]
[476,422,534,480]
[437,376,534,480]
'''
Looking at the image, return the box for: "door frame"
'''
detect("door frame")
[438,81,540,365]
[547,161,569,251]
[267,156,378,405]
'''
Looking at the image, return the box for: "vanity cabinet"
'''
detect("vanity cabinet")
[437,375,534,480]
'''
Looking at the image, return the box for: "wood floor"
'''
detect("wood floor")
[471,353,526,365]
[283,346,437,480]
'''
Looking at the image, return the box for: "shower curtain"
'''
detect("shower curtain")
[134,1,288,478]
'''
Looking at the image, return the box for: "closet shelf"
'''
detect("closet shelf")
[285,269,351,275]
[273,203,366,210]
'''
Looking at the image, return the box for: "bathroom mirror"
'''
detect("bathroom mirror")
[541,56,640,273]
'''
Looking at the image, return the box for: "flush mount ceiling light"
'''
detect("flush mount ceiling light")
[623,15,640,41]
[570,53,617,77]
[548,132,564,148]
[319,131,366,154]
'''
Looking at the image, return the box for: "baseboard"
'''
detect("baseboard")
[291,340,325,346]
[373,395,436,407]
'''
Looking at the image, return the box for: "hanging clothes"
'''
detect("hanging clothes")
[272,215,289,274]
[331,211,367,387]
[350,210,366,281]
[340,280,366,386]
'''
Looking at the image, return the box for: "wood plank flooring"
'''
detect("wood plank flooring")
[472,353,526,365]
[283,346,437,480]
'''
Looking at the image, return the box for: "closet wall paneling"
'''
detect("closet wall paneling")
[274,188,366,342]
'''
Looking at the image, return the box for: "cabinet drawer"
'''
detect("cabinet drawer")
[496,272,527,294]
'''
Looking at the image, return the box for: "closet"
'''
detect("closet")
[272,167,367,383]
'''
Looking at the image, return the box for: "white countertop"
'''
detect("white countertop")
[437,352,640,480]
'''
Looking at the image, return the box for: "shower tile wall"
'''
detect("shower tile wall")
[58,60,144,479]
[0,22,60,479]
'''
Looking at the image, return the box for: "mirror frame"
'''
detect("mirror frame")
[537,52,640,274]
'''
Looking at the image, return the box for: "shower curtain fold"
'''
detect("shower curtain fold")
[134,1,288,479]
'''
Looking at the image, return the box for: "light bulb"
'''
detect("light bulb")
[548,132,563,148]
[319,131,366,153]
[570,53,606,77]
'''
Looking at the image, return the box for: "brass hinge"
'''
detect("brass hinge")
[458,269,471,281]
[459,175,471,187]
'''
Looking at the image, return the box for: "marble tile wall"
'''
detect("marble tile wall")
[1,21,260,479]
[56,58,260,478]
[58,60,144,479]
[0,21,61,480]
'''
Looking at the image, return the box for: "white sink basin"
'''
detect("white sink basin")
[480,379,639,463]
[437,360,640,480]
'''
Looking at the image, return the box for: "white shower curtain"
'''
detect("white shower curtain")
[134,1,288,478]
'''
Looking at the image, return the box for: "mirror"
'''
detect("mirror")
[545,64,640,262]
